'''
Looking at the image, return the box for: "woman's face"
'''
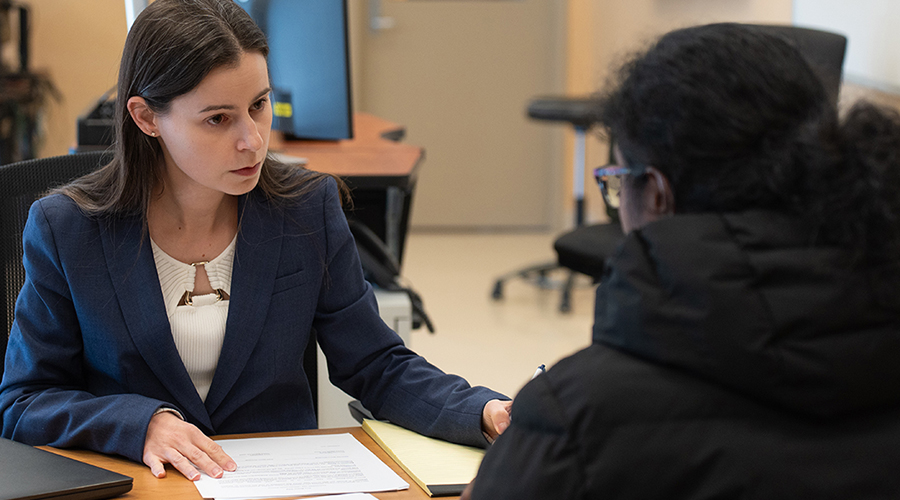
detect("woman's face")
[154,51,272,200]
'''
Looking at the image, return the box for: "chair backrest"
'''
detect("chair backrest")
[0,151,112,373]
[744,24,847,107]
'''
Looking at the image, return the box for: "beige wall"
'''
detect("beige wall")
[28,0,126,158]
[566,0,793,225]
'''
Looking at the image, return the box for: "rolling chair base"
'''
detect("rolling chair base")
[491,262,581,313]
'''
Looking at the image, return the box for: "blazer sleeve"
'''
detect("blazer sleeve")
[311,178,508,448]
[0,198,170,462]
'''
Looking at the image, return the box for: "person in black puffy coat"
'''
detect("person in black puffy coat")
[465,22,900,499]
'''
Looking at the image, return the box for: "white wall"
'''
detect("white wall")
[794,0,900,93]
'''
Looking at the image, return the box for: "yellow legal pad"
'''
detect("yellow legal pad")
[362,419,486,497]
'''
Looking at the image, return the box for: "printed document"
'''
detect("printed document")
[193,433,408,499]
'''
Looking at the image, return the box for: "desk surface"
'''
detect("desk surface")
[274,113,424,190]
[41,427,455,500]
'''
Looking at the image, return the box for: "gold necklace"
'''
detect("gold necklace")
[177,261,230,306]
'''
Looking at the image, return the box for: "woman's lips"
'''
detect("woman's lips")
[232,162,261,177]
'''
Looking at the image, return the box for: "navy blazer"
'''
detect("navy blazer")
[1,178,504,462]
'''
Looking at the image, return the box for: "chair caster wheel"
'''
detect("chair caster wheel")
[491,281,504,300]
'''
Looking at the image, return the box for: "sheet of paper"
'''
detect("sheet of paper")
[220,492,378,500]
[301,494,377,500]
[193,433,408,499]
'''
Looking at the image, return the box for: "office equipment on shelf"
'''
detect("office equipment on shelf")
[238,0,353,140]
[0,1,57,165]
[76,88,116,148]
[362,419,486,497]
[0,437,133,500]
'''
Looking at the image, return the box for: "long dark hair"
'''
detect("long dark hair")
[599,23,900,264]
[59,0,342,216]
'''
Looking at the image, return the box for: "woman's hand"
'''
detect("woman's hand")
[481,399,512,442]
[142,411,236,480]
[460,479,476,500]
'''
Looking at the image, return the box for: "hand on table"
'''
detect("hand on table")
[143,411,236,480]
[481,399,512,443]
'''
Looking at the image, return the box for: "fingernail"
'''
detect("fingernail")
[190,472,200,481]
[498,421,509,433]
[212,467,223,478]
[226,461,237,471]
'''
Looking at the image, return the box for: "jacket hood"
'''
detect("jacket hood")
[594,210,900,418]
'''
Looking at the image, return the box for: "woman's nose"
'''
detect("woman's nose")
[238,118,264,152]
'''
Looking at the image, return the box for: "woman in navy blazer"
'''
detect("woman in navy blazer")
[0,0,510,481]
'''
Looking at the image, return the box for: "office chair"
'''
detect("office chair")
[490,97,601,312]
[494,24,848,312]
[0,151,320,413]
[0,151,111,375]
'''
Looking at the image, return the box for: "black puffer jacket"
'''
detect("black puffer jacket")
[471,211,900,499]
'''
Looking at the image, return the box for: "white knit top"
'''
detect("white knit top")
[151,236,237,402]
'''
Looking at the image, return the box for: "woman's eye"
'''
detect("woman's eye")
[208,114,225,125]
[252,98,268,111]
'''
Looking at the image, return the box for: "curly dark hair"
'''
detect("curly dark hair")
[599,23,900,264]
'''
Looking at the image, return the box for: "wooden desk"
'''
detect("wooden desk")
[275,113,423,263]
[276,113,423,190]
[42,427,457,500]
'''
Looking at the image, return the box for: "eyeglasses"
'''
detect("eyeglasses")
[593,163,645,209]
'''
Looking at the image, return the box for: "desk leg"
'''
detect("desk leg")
[385,186,404,261]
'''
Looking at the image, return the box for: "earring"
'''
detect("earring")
[150,132,157,137]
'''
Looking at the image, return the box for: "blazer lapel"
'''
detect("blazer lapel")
[204,193,283,415]
[99,215,213,430]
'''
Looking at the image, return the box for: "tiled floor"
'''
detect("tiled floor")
[401,231,596,399]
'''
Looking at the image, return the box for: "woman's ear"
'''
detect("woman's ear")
[127,96,159,137]
[644,167,676,216]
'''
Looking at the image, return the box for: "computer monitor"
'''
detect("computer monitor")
[237,0,354,141]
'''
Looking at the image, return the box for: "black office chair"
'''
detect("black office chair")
[1,151,111,375]
[490,97,600,313]
[556,25,847,281]
[0,151,320,413]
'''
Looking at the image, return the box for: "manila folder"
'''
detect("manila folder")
[362,419,485,497]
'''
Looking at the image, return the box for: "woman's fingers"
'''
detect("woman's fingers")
[143,411,236,480]
[481,399,513,441]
